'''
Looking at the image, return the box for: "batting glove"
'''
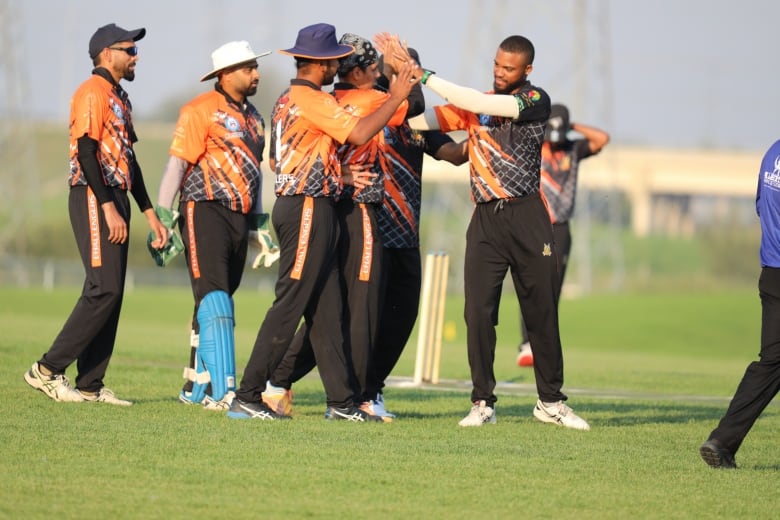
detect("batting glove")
[248,213,280,269]
[147,206,184,267]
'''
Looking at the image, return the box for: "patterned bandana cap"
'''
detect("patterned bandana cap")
[337,33,378,76]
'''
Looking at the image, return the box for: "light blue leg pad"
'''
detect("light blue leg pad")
[192,290,236,402]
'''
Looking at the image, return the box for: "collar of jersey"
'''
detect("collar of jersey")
[291,79,321,91]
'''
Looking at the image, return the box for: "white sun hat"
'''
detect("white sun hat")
[200,41,271,82]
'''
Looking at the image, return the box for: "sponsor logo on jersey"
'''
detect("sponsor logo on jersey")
[764,155,780,189]
[224,116,240,132]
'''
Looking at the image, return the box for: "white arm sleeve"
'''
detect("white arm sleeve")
[157,156,189,209]
[425,75,521,119]
[407,109,441,131]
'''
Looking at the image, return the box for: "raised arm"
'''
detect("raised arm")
[346,61,419,145]
[373,32,520,118]
[571,122,610,154]
[423,74,520,118]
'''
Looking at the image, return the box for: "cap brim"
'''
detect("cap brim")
[199,51,272,82]
[130,28,146,42]
[278,44,354,60]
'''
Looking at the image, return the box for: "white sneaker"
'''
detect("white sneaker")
[24,362,84,402]
[458,400,496,426]
[371,393,396,418]
[203,391,234,411]
[178,390,197,405]
[516,342,533,367]
[77,387,133,406]
[533,399,590,430]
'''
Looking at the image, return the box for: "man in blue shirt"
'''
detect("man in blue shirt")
[699,139,780,469]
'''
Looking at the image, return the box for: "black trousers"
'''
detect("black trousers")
[708,266,780,454]
[521,221,570,344]
[180,200,247,335]
[235,196,354,408]
[464,193,566,406]
[179,200,248,306]
[338,200,383,400]
[365,247,422,397]
[41,186,130,392]
[271,199,384,403]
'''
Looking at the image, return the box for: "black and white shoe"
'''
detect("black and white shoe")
[227,397,290,420]
[324,405,383,422]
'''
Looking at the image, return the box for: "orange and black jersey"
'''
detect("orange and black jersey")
[269,80,361,198]
[171,86,264,214]
[540,139,594,224]
[378,125,453,248]
[333,83,407,204]
[434,82,551,203]
[68,70,137,190]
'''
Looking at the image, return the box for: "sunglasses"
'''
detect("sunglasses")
[109,46,138,57]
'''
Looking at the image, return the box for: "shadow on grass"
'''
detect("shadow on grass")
[139,379,773,430]
[561,400,730,426]
[316,387,742,426]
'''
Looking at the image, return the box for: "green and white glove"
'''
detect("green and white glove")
[147,206,184,267]
[248,213,280,269]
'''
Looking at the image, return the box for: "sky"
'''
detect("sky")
[2,0,778,152]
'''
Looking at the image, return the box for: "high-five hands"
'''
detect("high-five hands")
[374,32,417,75]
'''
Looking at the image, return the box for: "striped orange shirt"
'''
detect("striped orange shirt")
[68,73,135,190]
[269,80,360,198]
[170,88,264,214]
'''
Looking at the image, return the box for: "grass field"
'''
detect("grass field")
[1,285,777,519]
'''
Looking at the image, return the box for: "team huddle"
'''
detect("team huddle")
[23,21,780,468]
[26,20,598,431]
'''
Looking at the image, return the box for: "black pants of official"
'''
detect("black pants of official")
[179,201,248,391]
[270,199,384,403]
[40,186,130,392]
[465,193,566,406]
[236,196,354,408]
[521,221,570,344]
[707,266,780,455]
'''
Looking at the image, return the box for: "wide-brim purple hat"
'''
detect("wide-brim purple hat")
[279,23,354,59]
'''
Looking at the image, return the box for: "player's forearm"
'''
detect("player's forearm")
[571,122,610,153]
[157,156,189,209]
[348,94,406,145]
[424,75,520,118]
[129,161,153,213]
[76,135,113,204]
[407,109,440,131]
[435,141,468,166]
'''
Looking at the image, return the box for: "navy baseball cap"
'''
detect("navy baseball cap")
[89,23,146,59]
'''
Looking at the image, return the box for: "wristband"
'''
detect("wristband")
[421,69,434,85]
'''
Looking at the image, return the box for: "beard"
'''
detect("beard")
[322,72,336,86]
[493,77,526,95]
